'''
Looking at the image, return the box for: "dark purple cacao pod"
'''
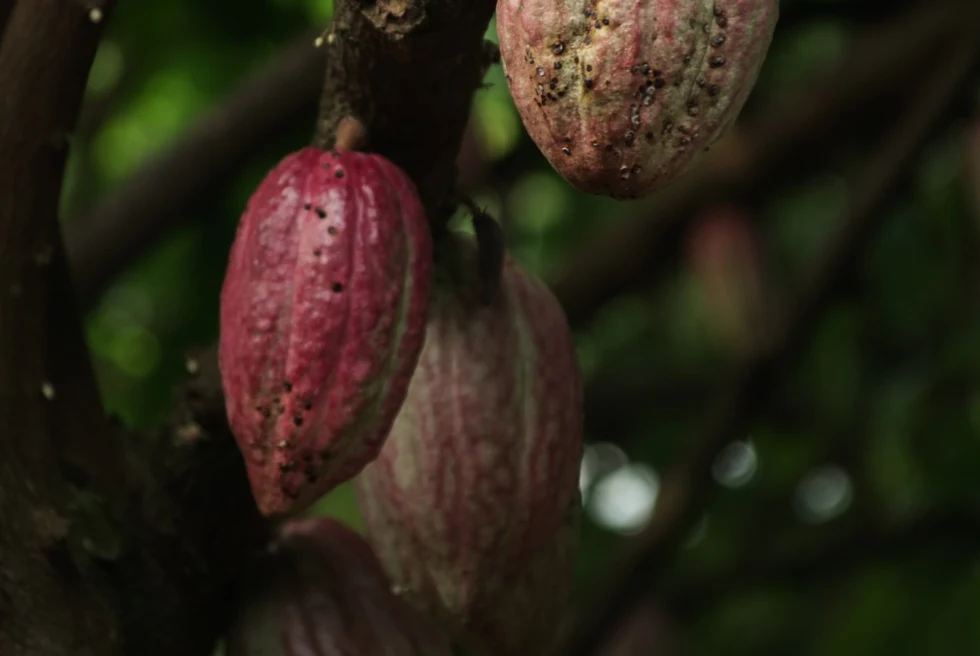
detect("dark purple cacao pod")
[496,0,779,198]
[226,516,452,656]
[219,146,432,517]
[355,234,583,651]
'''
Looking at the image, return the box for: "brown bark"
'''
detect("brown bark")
[311,0,496,233]
[0,3,124,652]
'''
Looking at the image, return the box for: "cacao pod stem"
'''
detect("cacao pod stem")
[459,196,505,303]
[333,115,368,152]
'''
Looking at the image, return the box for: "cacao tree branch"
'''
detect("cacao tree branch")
[553,0,964,328]
[312,0,497,232]
[0,2,125,653]
[555,25,980,656]
[67,29,325,308]
[665,509,980,614]
[0,4,270,656]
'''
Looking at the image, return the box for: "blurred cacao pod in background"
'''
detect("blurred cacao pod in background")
[496,0,779,198]
[225,516,452,656]
[218,146,432,517]
[355,233,583,654]
[965,115,980,222]
[687,204,768,356]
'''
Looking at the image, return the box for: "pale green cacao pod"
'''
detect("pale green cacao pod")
[355,234,583,654]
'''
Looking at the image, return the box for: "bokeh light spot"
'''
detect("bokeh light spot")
[588,463,660,535]
[712,440,759,489]
[795,464,853,524]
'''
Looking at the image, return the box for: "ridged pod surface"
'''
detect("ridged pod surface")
[225,517,452,656]
[219,146,432,517]
[463,496,580,655]
[355,234,583,649]
[496,0,779,198]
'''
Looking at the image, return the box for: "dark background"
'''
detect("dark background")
[58,1,980,653]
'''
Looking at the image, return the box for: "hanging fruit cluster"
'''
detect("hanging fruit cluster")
[218,125,582,653]
[218,2,777,653]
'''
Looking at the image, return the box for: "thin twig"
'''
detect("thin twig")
[554,27,980,656]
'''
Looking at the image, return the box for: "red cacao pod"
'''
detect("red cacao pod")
[226,516,452,656]
[496,0,779,198]
[219,146,432,517]
[355,234,583,651]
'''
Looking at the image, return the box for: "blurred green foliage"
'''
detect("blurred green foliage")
[61,1,980,653]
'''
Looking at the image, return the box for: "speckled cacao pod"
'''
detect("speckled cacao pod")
[496,0,779,198]
[225,517,452,656]
[355,234,583,649]
[219,146,432,517]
